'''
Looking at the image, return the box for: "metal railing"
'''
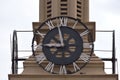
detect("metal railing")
[11,30,33,74]
[11,30,117,74]
[94,30,117,74]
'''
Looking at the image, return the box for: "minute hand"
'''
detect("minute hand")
[58,26,64,46]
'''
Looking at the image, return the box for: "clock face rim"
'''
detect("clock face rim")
[32,16,94,74]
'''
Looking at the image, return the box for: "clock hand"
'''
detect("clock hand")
[57,26,64,46]
[42,43,62,47]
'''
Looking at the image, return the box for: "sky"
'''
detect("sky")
[0,0,120,80]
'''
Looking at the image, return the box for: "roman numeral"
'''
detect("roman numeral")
[73,62,80,72]
[79,53,90,62]
[59,65,67,74]
[36,31,45,38]
[45,62,54,73]
[46,20,55,30]
[80,30,89,36]
[35,54,46,64]
[59,17,68,26]
[34,43,42,51]
[72,20,78,29]
[83,43,93,48]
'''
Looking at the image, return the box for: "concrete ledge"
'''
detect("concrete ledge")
[8,74,118,80]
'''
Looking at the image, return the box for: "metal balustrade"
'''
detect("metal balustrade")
[11,30,117,74]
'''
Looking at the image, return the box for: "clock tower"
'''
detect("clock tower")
[39,0,89,22]
[8,0,118,80]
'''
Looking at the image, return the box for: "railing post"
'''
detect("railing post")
[12,30,18,74]
[112,30,116,74]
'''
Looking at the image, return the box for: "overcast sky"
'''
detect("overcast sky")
[0,0,120,80]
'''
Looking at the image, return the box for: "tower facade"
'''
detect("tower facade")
[33,0,95,41]
[39,0,89,22]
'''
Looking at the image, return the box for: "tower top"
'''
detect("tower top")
[39,0,89,22]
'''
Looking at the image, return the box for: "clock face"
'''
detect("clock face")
[42,26,83,65]
[32,16,93,74]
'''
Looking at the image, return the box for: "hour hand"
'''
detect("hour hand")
[42,43,62,47]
